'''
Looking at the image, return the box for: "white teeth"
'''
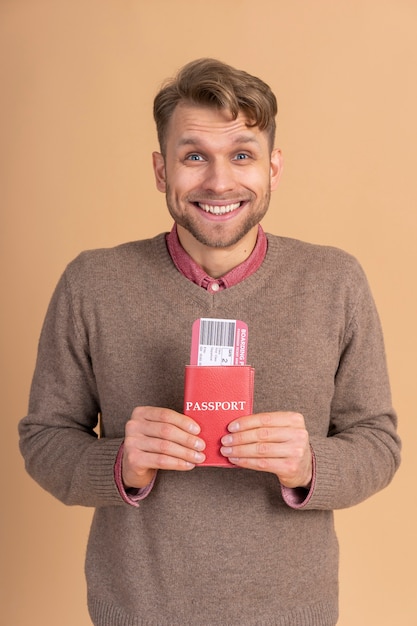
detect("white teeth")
[198,202,241,215]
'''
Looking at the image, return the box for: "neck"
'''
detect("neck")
[176,225,259,278]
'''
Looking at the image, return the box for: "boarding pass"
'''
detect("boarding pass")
[190,318,248,366]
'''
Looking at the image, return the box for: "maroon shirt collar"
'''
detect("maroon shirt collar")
[166,224,267,293]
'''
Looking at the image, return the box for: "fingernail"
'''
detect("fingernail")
[221,435,233,445]
[220,446,232,455]
[194,451,205,463]
[228,422,240,432]
[189,423,200,434]
[194,439,205,451]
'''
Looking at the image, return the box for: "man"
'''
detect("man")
[19,59,401,626]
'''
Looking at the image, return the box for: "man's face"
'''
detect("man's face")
[153,103,282,253]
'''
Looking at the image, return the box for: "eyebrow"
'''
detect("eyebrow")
[177,134,261,147]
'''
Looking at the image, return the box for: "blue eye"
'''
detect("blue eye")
[234,153,249,160]
[187,154,203,161]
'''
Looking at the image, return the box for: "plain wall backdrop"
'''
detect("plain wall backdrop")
[1,1,416,624]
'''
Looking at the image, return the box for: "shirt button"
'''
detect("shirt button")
[210,282,220,292]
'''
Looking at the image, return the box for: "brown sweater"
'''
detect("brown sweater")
[19,233,401,626]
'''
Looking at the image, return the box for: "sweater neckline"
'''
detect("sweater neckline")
[149,230,281,307]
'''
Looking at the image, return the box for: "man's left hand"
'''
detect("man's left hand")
[220,411,312,489]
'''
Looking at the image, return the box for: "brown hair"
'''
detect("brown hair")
[153,58,277,154]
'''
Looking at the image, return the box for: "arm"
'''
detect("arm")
[19,268,207,507]
[220,265,401,510]
[18,271,125,507]
[305,274,401,510]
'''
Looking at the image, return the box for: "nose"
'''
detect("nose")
[201,159,236,195]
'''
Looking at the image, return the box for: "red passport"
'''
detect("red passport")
[184,365,255,467]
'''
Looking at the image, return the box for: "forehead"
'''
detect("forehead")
[166,103,267,150]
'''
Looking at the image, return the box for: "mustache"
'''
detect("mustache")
[185,193,253,203]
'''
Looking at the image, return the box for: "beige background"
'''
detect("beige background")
[1,1,416,624]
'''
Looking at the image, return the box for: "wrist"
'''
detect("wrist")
[123,467,156,490]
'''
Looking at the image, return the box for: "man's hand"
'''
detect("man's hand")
[220,411,312,489]
[122,406,206,489]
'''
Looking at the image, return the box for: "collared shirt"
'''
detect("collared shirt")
[116,223,313,508]
[165,223,267,291]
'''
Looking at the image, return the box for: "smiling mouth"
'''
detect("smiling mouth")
[197,202,242,215]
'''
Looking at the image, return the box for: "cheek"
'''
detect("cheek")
[239,170,271,194]
[169,170,203,196]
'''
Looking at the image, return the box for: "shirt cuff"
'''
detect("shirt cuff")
[114,442,157,506]
[280,446,316,509]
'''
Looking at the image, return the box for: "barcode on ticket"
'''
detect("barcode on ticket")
[199,319,235,347]
[190,318,248,366]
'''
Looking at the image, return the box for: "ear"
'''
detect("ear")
[269,149,284,191]
[152,151,166,192]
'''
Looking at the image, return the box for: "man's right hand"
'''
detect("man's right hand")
[122,406,206,489]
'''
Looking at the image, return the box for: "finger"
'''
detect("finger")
[220,441,291,460]
[126,432,206,463]
[125,445,206,471]
[153,447,205,468]
[126,407,205,452]
[221,443,313,488]
[227,411,305,434]
[221,427,284,448]
[131,405,201,435]
[129,420,206,453]
[224,453,309,485]
[226,455,279,472]
[122,446,199,484]
[221,424,306,449]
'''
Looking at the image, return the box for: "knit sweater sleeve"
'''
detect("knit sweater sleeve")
[300,260,401,510]
[19,268,128,508]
